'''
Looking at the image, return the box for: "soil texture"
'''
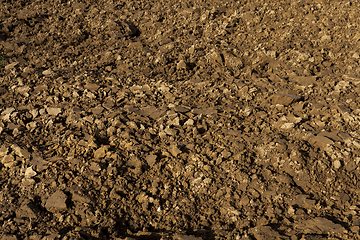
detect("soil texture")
[1,0,360,239]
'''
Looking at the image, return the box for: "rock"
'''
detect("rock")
[292,194,316,209]
[223,51,243,69]
[5,62,18,70]
[30,109,38,118]
[164,126,177,135]
[46,107,62,116]
[184,119,194,126]
[2,107,15,115]
[281,122,294,130]
[248,225,283,239]
[295,217,346,235]
[94,145,109,159]
[308,135,334,148]
[71,188,91,203]
[290,76,317,86]
[127,156,141,168]
[84,83,100,91]
[173,234,202,240]
[169,144,182,157]
[317,131,342,142]
[177,60,187,70]
[90,105,104,115]
[139,106,167,119]
[42,69,54,75]
[1,235,17,240]
[192,108,217,116]
[11,145,31,159]
[31,154,49,171]
[0,145,8,157]
[1,154,16,168]
[15,85,30,97]
[15,200,38,219]
[25,166,37,179]
[333,160,341,169]
[89,162,101,172]
[174,105,190,113]
[45,190,67,212]
[271,93,300,106]
[41,234,60,240]
[145,154,157,167]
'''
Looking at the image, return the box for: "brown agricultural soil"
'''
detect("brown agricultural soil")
[1,0,360,239]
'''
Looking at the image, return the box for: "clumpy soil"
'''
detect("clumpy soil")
[1,0,360,239]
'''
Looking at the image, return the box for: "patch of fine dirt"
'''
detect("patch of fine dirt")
[1,0,360,239]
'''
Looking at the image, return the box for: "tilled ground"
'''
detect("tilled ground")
[1,0,360,239]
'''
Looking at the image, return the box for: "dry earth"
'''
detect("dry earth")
[1,0,360,239]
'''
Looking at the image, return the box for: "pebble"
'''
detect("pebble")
[94,145,109,159]
[25,166,37,179]
[169,144,182,157]
[333,160,341,169]
[5,62,18,70]
[42,69,54,75]
[177,60,187,70]
[45,190,67,212]
[47,107,62,116]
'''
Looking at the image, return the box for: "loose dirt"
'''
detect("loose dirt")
[1,0,360,239]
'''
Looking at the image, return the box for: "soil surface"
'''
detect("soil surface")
[1,0,360,239]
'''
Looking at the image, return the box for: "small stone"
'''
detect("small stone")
[90,105,104,115]
[11,145,31,159]
[45,190,67,212]
[5,62,18,70]
[295,217,345,234]
[168,117,180,126]
[1,154,15,168]
[333,160,341,169]
[42,234,60,240]
[94,145,109,159]
[127,156,141,168]
[42,69,54,76]
[174,105,190,113]
[127,121,138,129]
[84,83,100,91]
[164,126,177,135]
[89,162,101,172]
[25,166,37,179]
[26,121,37,130]
[47,107,62,116]
[288,206,295,215]
[15,86,30,97]
[177,60,187,70]
[16,201,38,219]
[0,145,8,157]
[128,41,143,50]
[31,155,49,171]
[145,154,157,167]
[1,235,17,240]
[71,189,91,203]
[1,107,15,115]
[308,135,334,148]
[271,94,300,106]
[169,144,182,157]
[85,90,96,99]
[184,119,194,126]
[281,122,295,130]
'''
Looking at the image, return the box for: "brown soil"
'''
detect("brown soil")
[1,0,360,239]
